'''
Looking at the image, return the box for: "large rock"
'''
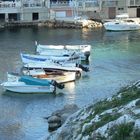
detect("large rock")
[47,115,61,131]
[46,104,79,132]
[48,122,62,132]
[47,115,61,123]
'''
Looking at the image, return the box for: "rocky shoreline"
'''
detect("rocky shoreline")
[44,80,140,140]
[1,19,103,29]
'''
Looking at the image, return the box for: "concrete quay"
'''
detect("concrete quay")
[2,19,103,29]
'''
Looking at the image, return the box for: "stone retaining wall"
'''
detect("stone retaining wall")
[3,19,103,29]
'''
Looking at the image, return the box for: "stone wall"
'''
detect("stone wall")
[3,19,103,29]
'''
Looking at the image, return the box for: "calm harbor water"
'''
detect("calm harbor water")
[0,27,140,140]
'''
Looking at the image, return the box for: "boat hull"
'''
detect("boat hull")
[36,44,91,52]
[38,49,87,61]
[20,53,80,64]
[104,22,140,31]
[36,43,91,61]
[23,62,82,73]
[32,71,76,83]
[1,82,55,93]
[8,70,77,84]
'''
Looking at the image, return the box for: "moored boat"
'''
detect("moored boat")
[20,53,80,64]
[23,61,89,73]
[104,13,140,31]
[35,41,91,61]
[21,68,77,83]
[1,75,64,93]
[1,81,55,93]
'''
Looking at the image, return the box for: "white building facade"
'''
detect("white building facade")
[127,0,140,17]
[99,0,140,19]
[0,0,139,22]
[0,0,49,22]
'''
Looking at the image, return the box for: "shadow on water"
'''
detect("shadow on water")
[81,74,90,80]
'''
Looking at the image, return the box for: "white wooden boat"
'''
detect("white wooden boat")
[104,13,140,31]
[38,49,87,61]
[23,61,89,73]
[1,75,64,93]
[22,69,77,83]
[1,76,55,93]
[1,81,55,93]
[20,53,80,64]
[35,41,91,61]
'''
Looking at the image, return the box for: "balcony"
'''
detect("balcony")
[0,1,21,8]
[23,3,43,8]
[50,1,74,8]
[102,0,118,7]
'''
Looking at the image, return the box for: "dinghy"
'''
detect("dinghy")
[20,53,80,64]
[1,75,64,93]
[35,41,91,61]
[23,61,89,73]
[21,69,77,83]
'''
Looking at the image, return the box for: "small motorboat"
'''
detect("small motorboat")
[21,68,77,83]
[20,53,80,64]
[104,13,140,31]
[1,75,64,93]
[23,61,89,73]
[35,41,91,61]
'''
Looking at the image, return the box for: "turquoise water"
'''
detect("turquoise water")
[0,28,140,139]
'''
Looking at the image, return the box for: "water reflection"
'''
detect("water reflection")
[64,82,75,93]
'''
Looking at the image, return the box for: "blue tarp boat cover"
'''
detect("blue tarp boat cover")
[19,76,51,86]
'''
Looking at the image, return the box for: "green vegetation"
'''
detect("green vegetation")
[83,113,121,136]
[108,122,134,140]
[92,122,140,140]
[80,83,140,139]
[93,84,140,115]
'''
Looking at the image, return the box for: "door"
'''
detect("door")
[0,14,5,22]
[8,13,18,21]
[108,7,116,19]
[137,8,140,17]
[32,13,39,20]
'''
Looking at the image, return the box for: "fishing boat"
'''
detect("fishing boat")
[104,13,140,31]
[20,53,80,64]
[1,75,64,93]
[23,61,89,73]
[35,41,91,61]
[21,68,77,83]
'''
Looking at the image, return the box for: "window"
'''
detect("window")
[118,7,124,10]
[136,0,140,5]
[78,2,83,7]
[130,0,134,5]
[85,2,98,7]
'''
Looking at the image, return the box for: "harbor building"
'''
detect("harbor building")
[0,0,107,22]
[0,0,49,22]
[0,0,140,22]
[99,0,140,19]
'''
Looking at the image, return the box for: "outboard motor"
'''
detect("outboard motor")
[84,51,90,61]
[51,80,65,89]
[76,63,89,72]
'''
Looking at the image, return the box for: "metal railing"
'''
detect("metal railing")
[50,1,74,7]
[23,3,43,8]
[0,2,21,8]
